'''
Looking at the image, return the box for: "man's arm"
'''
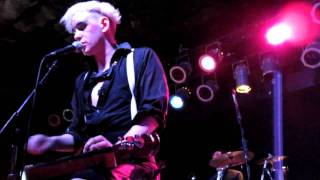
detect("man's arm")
[82,116,158,153]
[124,116,159,138]
[27,133,76,155]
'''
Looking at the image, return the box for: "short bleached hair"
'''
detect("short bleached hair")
[60,1,121,33]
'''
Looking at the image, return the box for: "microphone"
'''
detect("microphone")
[47,41,83,56]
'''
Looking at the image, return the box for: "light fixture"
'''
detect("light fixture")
[261,53,279,76]
[62,108,74,122]
[300,41,320,69]
[233,61,251,94]
[196,79,219,103]
[198,54,217,73]
[265,22,293,45]
[198,44,224,74]
[169,86,191,110]
[47,114,61,127]
[169,57,193,84]
[311,2,320,24]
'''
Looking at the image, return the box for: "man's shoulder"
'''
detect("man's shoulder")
[133,47,157,58]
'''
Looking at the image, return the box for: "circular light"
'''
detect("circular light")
[198,55,216,73]
[169,66,187,84]
[62,109,74,122]
[236,85,252,94]
[47,114,61,127]
[266,23,293,45]
[311,2,320,24]
[170,95,184,109]
[196,84,214,102]
[300,44,320,69]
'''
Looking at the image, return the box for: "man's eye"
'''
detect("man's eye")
[76,22,87,31]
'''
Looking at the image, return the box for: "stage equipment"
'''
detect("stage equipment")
[209,151,254,168]
[232,61,251,94]
[62,108,74,122]
[196,79,219,103]
[22,148,116,180]
[169,86,191,109]
[261,53,285,180]
[22,133,160,180]
[300,41,320,69]
[257,154,289,180]
[311,2,320,24]
[47,114,61,127]
[231,90,251,180]
[256,155,288,165]
[1,42,83,179]
[198,46,223,73]
[169,57,192,84]
[47,41,83,57]
[266,23,292,45]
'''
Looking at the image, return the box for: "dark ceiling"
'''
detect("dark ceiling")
[1,0,320,179]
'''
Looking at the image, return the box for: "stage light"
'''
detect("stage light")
[233,62,251,94]
[47,114,61,127]
[271,2,317,45]
[62,108,74,122]
[169,60,193,84]
[311,2,320,24]
[198,55,217,73]
[169,96,184,109]
[169,86,191,109]
[196,79,219,103]
[198,47,223,73]
[261,53,279,76]
[266,23,293,45]
[300,41,320,69]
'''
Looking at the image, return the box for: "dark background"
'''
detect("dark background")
[1,0,320,179]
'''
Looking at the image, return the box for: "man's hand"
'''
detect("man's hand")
[83,135,113,153]
[27,134,75,155]
[27,134,54,155]
[212,151,223,159]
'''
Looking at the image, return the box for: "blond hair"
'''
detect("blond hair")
[60,1,121,34]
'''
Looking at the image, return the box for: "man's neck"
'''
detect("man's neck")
[94,41,116,73]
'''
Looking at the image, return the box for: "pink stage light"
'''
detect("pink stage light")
[198,55,217,73]
[280,2,317,45]
[264,2,318,46]
[266,23,293,45]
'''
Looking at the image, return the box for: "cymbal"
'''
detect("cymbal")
[256,156,288,165]
[209,151,254,168]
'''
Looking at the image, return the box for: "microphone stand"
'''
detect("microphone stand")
[0,56,59,180]
[231,90,251,180]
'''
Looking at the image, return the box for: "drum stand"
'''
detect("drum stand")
[216,167,226,180]
[260,154,273,180]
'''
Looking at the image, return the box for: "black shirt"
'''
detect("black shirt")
[66,43,169,146]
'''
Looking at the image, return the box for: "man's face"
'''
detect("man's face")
[71,11,104,56]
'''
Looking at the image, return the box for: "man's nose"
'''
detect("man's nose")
[73,30,82,41]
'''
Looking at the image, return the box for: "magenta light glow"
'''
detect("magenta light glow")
[280,2,317,45]
[198,55,216,73]
[266,23,293,45]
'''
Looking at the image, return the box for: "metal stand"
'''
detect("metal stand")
[261,54,284,180]
[271,72,284,180]
[216,167,226,180]
[260,154,273,180]
[0,58,58,180]
[7,144,19,180]
[231,90,251,180]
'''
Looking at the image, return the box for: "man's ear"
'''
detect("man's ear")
[99,17,110,32]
